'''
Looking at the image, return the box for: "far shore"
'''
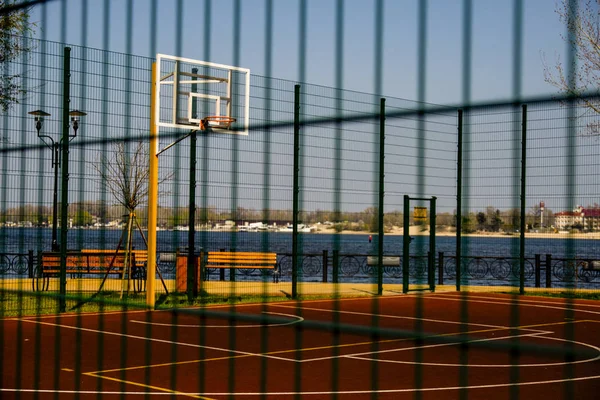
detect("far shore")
[7,224,598,240]
[311,226,600,240]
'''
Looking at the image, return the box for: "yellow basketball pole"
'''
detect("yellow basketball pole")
[146,62,159,308]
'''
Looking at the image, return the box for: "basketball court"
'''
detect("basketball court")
[2,293,599,399]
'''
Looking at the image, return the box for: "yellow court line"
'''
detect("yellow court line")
[91,353,256,374]
[83,372,216,400]
[512,320,590,330]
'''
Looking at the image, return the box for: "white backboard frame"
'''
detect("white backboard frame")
[155,54,250,135]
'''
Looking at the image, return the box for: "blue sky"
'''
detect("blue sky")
[31,0,569,106]
[16,0,596,217]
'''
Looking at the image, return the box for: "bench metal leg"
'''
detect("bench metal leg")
[34,275,49,291]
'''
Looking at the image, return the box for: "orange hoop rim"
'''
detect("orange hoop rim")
[204,115,237,122]
[200,115,237,131]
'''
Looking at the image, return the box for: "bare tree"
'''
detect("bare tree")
[95,141,150,213]
[93,140,171,297]
[543,0,600,135]
[1,0,36,112]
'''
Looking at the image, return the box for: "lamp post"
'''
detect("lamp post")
[29,109,86,252]
[69,110,87,136]
[29,110,59,251]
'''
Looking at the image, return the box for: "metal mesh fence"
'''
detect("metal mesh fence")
[0,35,599,309]
[0,1,599,398]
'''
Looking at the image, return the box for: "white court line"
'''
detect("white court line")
[18,318,297,363]
[269,303,546,333]
[130,312,304,328]
[175,373,600,396]
[10,296,600,398]
[272,298,600,367]
[303,331,552,364]
[3,373,600,396]
[272,304,515,329]
[347,331,600,368]
[425,293,600,317]
[436,292,600,309]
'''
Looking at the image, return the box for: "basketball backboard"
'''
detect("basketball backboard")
[155,54,250,135]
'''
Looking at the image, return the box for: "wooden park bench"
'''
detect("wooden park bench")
[204,251,277,270]
[35,250,146,292]
[175,250,280,292]
[198,251,278,283]
[83,249,149,292]
[82,249,148,270]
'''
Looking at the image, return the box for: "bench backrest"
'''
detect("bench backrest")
[82,249,148,266]
[206,251,277,268]
[40,252,130,273]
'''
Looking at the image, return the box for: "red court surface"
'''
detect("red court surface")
[1,292,600,399]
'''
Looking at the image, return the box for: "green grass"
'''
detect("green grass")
[0,290,150,317]
[4,287,598,318]
[0,289,360,317]
[154,291,354,309]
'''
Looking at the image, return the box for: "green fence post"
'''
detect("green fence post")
[219,248,225,281]
[292,84,300,299]
[535,254,541,288]
[28,250,34,279]
[546,254,552,288]
[187,68,198,301]
[199,249,205,287]
[438,252,444,285]
[187,131,197,300]
[403,195,410,293]
[519,104,527,295]
[429,196,436,291]
[229,248,236,283]
[377,98,385,295]
[322,250,328,283]
[332,249,339,284]
[456,109,463,292]
[58,46,71,313]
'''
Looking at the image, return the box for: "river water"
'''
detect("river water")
[2,227,598,259]
[2,228,598,288]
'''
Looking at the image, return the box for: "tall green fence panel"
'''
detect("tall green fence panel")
[0,1,599,399]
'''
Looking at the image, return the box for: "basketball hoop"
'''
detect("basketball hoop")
[200,116,237,131]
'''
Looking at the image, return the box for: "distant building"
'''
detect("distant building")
[582,208,600,231]
[554,206,600,230]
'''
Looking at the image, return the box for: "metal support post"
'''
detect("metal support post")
[519,104,527,295]
[292,84,300,299]
[51,143,60,251]
[58,47,71,313]
[429,196,436,291]
[377,98,386,295]
[402,195,410,293]
[187,68,199,301]
[456,109,463,291]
